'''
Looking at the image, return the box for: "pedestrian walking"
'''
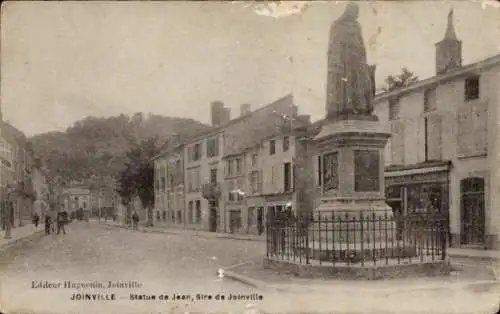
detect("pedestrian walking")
[44,214,51,235]
[32,213,40,232]
[50,209,57,233]
[57,209,67,235]
[132,211,139,231]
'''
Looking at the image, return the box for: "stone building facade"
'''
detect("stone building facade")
[153,95,300,233]
[154,138,185,227]
[373,11,500,249]
[0,120,36,227]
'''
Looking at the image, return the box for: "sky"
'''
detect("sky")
[1,1,499,136]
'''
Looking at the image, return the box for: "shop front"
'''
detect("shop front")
[245,196,265,235]
[263,192,295,224]
[385,162,451,239]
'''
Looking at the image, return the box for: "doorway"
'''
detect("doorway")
[257,207,264,235]
[229,210,242,234]
[209,200,218,232]
[460,178,485,245]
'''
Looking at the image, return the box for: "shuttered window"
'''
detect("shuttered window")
[390,121,405,165]
[389,98,401,121]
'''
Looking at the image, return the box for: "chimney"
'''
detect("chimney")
[240,104,251,116]
[435,9,462,75]
[210,101,225,127]
[222,108,231,124]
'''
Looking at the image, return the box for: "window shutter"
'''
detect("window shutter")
[427,113,442,161]
[315,155,322,186]
[390,121,405,165]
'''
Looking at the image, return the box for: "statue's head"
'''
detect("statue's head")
[343,2,359,20]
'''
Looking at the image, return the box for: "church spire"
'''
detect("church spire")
[443,9,458,41]
[435,8,462,75]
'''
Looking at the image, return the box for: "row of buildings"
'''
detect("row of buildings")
[60,176,123,219]
[0,109,61,228]
[0,109,120,226]
[150,11,500,249]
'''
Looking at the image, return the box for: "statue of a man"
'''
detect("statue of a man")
[326,2,376,121]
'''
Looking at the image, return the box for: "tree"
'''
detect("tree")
[382,67,419,92]
[117,136,159,209]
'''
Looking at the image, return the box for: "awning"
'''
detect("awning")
[385,162,450,186]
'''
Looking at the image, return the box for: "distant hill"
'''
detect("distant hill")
[29,113,211,182]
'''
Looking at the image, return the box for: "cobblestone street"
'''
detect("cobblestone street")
[1,221,499,314]
[0,221,263,314]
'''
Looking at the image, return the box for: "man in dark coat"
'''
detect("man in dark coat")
[57,209,67,235]
[44,214,51,235]
[132,211,139,231]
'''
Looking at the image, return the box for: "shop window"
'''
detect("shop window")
[386,186,402,199]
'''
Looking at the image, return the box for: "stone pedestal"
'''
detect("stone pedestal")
[312,119,397,262]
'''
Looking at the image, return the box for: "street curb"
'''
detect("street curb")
[221,267,500,295]
[100,223,265,242]
[0,230,45,254]
[449,253,500,263]
[220,269,270,291]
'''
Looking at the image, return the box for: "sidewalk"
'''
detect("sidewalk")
[94,219,266,242]
[448,247,500,261]
[0,224,44,253]
[98,220,500,261]
[220,258,499,314]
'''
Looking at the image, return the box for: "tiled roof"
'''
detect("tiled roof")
[152,93,294,161]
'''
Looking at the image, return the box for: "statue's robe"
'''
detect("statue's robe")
[326,12,374,119]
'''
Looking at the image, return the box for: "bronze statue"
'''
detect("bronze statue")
[326,2,376,121]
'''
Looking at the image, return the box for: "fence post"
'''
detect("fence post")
[441,218,447,260]
[305,214,312,264]
[266,217,269,258]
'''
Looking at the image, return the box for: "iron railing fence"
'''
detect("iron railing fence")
[266,211,449,267]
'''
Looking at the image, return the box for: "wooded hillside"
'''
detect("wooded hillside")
[29,113,211,182]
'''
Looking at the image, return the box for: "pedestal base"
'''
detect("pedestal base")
[312,198,396,243]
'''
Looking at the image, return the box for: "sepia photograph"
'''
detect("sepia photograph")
[0,1,499,313]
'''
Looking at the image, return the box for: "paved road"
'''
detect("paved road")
[1,222,498,314]
[0,222,265,314]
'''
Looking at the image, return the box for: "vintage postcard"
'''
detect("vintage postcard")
[0,1,499,313]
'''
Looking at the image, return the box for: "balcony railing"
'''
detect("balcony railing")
[201,183,221,200]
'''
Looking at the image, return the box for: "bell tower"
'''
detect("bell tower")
[435,9,462,75]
